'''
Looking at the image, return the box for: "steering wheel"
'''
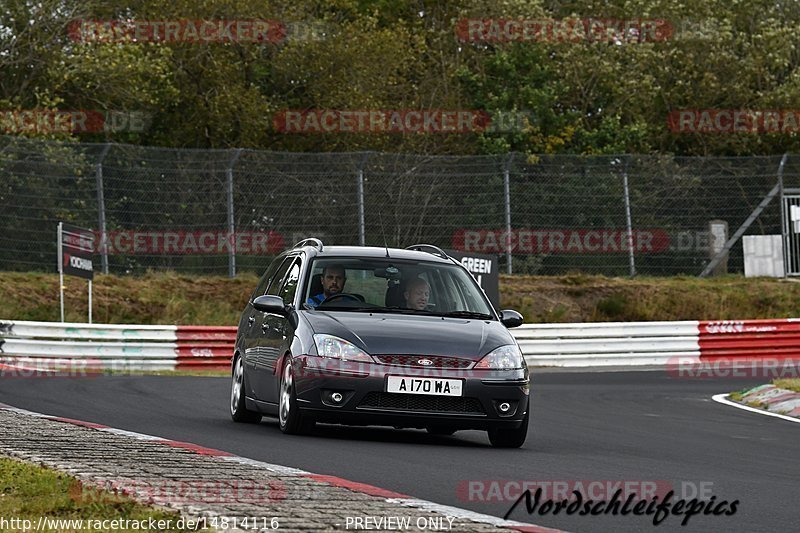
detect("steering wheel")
[320,293,365,304]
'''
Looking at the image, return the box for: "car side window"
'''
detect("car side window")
[278,258,302,305]
[266,256,295,296]
[251,256,285,300]
[451,271,482,310]
[436,269,461,311]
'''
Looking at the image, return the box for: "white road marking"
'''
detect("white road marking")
[711,394,800,425]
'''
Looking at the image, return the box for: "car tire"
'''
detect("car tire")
[279,357,315,435]
[230,356,262,423]
[426,427,457,436]
[487,401,529,448]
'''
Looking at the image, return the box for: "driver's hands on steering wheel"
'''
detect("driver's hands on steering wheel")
[320,293,365,304]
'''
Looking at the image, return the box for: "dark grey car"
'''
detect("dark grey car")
[230,239,530,447]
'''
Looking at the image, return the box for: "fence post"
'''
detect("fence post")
[700,154,787,277]
[95,143,111,275]
[227,149,243,278]
[780,154,788,278]
[622,157,636,277]
[357,153,371,246]
[504,153,514,274]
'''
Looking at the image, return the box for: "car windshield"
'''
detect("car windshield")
[303,257,495,318]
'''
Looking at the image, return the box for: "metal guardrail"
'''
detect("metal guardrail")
[1,318,798,372]
[699,319,800,360]
[0,320,234,371]
[513,321,701,367]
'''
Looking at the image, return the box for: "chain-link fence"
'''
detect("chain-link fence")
[0,135,795,277]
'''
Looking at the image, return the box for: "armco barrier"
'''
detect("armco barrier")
[513,321,701,367]
[517,318,800,367]
[699,319,800,361]
[1,318,798,372]
[0,320,235,371]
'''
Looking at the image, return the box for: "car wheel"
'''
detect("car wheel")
[230,356,262,423]
[279,358,315,435]
[426,427,456,436]
[488,401,529,448]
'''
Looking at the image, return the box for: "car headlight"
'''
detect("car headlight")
[313,334,373,362]
[475,344,525,370]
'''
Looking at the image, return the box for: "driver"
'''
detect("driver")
[404,277,430,310]
[306,263,346,307]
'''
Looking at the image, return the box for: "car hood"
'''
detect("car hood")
[303,311,514,359]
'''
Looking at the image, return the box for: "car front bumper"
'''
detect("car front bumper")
[291,355,530,430]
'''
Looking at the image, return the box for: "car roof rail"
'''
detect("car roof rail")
[405,244,450,260]
[292,238,324,252]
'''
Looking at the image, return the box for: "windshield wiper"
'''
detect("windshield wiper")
[319,305,438,316]
[437,311,493,320]
[351,306,437,315]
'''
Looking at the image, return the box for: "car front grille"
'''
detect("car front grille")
[357,392,485,415]
[372,355,473,368]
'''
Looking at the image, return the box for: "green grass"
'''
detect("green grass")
[2,271,799,325]
[729,380,800,410]
[501,274,800,323]
[0,271,258,325]
[0,456,213,532]
[727,390,765,409]
[728,390,745,402]
[773,379,800,393]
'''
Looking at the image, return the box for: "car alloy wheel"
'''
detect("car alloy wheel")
[279,357,315,435]
[230,356,261,423]
[279,362,293,427]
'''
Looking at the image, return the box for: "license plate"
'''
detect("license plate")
[386,376,463,397]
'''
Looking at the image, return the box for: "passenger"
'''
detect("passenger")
[307,264,346,307]
[404,277,430,310]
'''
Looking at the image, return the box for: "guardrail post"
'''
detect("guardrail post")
[95,143,111,275]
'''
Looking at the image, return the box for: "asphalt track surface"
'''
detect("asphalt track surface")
[0,370,795,533]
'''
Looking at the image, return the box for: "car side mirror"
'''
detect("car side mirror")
[499,309,524,328]
[253,295,288,315]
